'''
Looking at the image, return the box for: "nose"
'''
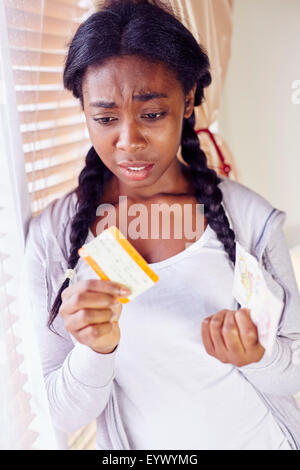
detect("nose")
[115,119,147,152]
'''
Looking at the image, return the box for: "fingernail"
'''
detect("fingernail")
[235,310,243,319]
[113,284,129,295]
[119,286,131,295]
[110,312,118,322]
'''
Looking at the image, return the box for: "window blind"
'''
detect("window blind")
[4,0,93,217]
[2,0,97,450]
[0,46,57,447]
[0,159,38,449]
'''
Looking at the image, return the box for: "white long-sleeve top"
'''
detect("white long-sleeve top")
[23,177,300,449]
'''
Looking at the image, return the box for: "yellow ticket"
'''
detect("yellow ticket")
[78,225,159,303]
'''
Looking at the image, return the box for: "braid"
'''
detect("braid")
[181,111,236,266]
[48,146,112,332]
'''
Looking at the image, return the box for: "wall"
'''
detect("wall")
[218,0,300,248]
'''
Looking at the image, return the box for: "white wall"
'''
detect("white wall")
[218,0,300,248]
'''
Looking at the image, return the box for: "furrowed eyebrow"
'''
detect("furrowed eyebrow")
[89,92,169,108]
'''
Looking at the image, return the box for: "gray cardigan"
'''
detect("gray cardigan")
[24,177,300,449]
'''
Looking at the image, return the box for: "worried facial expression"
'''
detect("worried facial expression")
[82,55,196,194]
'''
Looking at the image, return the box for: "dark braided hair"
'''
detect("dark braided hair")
[48,0,236,332]
[48,148,113,331]
[181,112,236,264]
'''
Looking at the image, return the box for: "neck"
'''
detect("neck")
[107,159,194,203]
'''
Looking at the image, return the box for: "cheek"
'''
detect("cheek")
[164,112,183,138]
[156,122,183,155]
[85,127,113,169]
[153,115,182,145]
[87,120,104,140]
[87,122,113,152]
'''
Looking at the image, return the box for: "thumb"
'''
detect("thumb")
[235,308,259,350]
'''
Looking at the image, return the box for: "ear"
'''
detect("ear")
[183,83,197,119]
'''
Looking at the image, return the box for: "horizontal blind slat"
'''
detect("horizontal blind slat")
[6,0,88,21]
[13,70,63,86]
[7,27,69,51]
[24,139,90,162]
[16,89,72,105]
[18,105,82,124]
[11,49,66,67]
[31,176,78,200]
[59,0,91,6]
[5,7,81,36]
[22,122,86,144]
[27,155,84,182]
[32,182,77,215]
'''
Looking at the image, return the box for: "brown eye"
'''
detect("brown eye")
[142,112,166,121]
[93,117,116,125]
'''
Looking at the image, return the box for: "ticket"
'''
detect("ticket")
[232,241,283,356]
[78,226,159,303]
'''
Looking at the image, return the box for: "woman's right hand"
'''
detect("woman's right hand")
[58,279,131,354]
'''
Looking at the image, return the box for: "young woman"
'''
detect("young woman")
[24,0,300,450]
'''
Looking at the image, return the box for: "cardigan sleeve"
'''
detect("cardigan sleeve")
[238,222,300,396]
[24,213,118,433]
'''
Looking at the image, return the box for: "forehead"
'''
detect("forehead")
[82,55,181,102]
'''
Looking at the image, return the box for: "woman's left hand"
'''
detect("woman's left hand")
[201,308,265,367]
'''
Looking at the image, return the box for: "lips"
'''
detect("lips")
[118,161,154,169]
[118,161,155,180]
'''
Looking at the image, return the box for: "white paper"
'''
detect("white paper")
[82,228,158,301]
[232,241,283,356]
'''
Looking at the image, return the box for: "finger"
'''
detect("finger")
[61,291,119,316]
[201,317,215,356]
[235,308,260,350]
[110,302,122,322]
[209,310,228,357]
[61,279,131,303]
[222,310,245,355]
[76,322,113,343]
[64,308,114,331]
